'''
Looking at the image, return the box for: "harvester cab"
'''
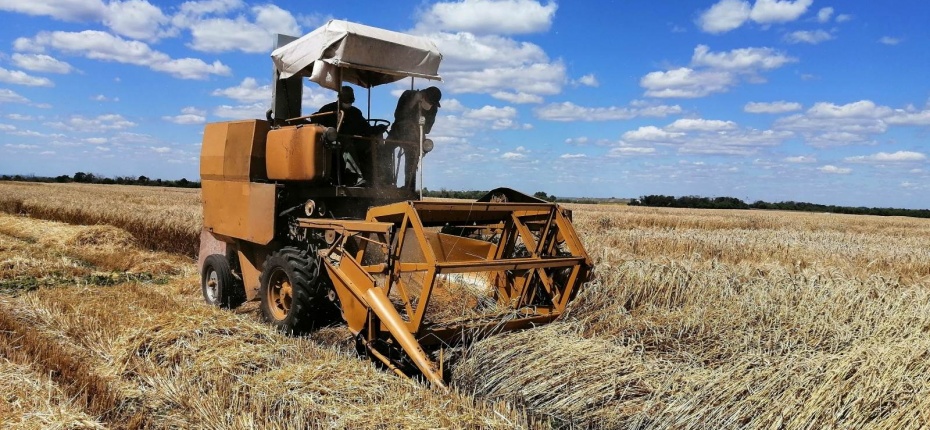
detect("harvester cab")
[198,19,593,387]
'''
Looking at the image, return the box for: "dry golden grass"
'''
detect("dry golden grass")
[0,213,192,279]
[0,357,105,429]
[0,182,201,256]
[0,210,535,429]
[0,282,536,428]
[3,182,930,428]
[453,205,930,428]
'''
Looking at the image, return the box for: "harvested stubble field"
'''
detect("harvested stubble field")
[1,181,929,429]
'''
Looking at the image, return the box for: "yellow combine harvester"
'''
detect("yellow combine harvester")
[198,20,592,387]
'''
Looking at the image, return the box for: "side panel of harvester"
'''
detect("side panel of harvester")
[200,119,276,244]
[198,118,372,302]
[200,119,279,301]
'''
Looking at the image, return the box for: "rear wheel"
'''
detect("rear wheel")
[201,254,245,308]
[259,247,326,333]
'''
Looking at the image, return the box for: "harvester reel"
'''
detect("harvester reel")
[259,247,329,333]
[201,254,245,309]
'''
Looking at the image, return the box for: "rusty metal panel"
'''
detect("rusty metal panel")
[200,122,228,180]
[201,120,269,181]
[424,231,493,263]
[266,125,328,180]
[297,218,392,234]
[225,120,270,180]
[237,247,264,301]
[319,247,373,333]
[202,180,276,244]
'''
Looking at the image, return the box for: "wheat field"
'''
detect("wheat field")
[1,181,929,429]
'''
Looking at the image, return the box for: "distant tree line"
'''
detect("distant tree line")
[630,195,749,209]
[0,172,201,188]
[630,195,930,219]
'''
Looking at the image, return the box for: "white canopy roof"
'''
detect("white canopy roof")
[271,19,442,91]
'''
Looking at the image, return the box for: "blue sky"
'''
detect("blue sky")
[0,0,928,208]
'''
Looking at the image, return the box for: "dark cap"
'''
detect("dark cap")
[422,86,441,107]
[339,85,355,103]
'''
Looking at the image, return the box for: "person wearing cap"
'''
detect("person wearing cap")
[386,86,442,191]
[314,86,387,187]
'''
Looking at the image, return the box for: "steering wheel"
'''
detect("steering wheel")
[368,118,391,128]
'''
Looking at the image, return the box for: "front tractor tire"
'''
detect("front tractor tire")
[259,247,327,334]
[201,254,245,309]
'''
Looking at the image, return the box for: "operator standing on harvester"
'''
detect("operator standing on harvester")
[198,19,592,388]
[387,86,442,191]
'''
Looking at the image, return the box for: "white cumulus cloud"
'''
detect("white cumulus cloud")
[163,107,207,124]
[619,118,790,155]
[214,102,268,120]
[697,0,813,34]
[104,0,169,40]
[490,91,543,104]
[816,7,833,23]
[879,36,902,46]
[641,67,734,98]
[442,61,565,97]
[784,30,834,44]
[666,118,737,132]
[416,28,565,98]
[462,105,522,129]
[17,30,231,79]
[784,155,816,163]
[744,101,802,113]
[0,67,54,87]
[607,146,657,157]
[775,101,890,147]
[697,0,751,34]
[819,165,851,174]
[886,107,930,126]
[11,53,74,74]
[0,0,172,41]
[564,137,589,145]
[417,0,557,35]
[691,44,795,70]
[844,151,926,163]
[749,0,813,24]
[173,0,243,22]
[535,101,681,122]
[92,94,118,102]
[184,4,301,53]
[575,74,599,87]
[462,105,517,121]
[0,0,106,22]
[807,100,891,118]
[622,126,685,142]
[212,78,271,103]
[46,114,136,132]
[642,45,794,98]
